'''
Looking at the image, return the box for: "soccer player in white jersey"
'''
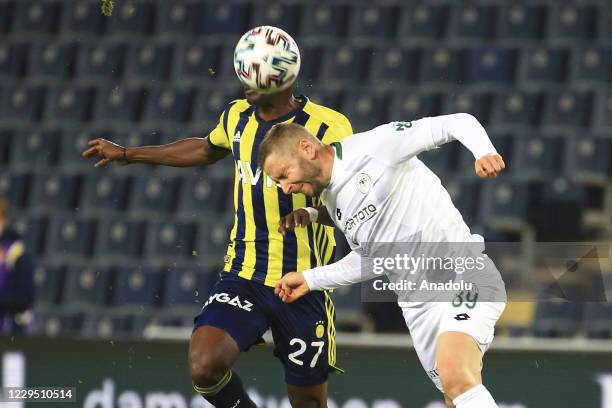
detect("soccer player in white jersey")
[258,114,507,408]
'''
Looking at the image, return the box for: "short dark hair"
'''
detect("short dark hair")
[258,122,308,168]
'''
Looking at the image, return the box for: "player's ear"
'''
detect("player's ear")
[299,138,315,159]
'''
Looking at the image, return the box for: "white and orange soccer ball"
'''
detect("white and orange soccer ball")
[233,26,301,93]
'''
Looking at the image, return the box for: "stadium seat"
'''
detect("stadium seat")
[111,266,163,308]
[598,6,612,44]
[45,216,97,260]
[348,4,399,40]
[13,0,61,35]
[0,171,31,210]
[390,91,442,121]
[76,41,125,81]
[143,86,195,124]
[28,41,77,81]
[518,47,568,84]
[445,179,482,226]
[128,174,181,215]
[94,84,144,124]
[456,132,514,176]
[497,4,545,43]
[2,85,45,123]
[510,134,565,180]
[106,0,155,36]
[45,85,95,123]
[369,46,420,86]
[533,299,583,338]
[162,266,217,308]
[61,265,113,310]
[297,44,325,83]
[441,91,493,126]
[94,219,146,259]
[0,41,28,79]
[0,128,12,165]
[490,90,543,130]
[10,128,61,169]
[340,90,390,132]
[584,302,612,339]
[79,173,132,214]
[124,42,173,82]
[155,1,203,37]
[33,311,85,337]
[303,86,345,114]
[177,173,232,219]
[592,90,612,132]
[201,2,250,36]
[541,90,593,130]
[464,48,516,84]
[173,43,223,82]
[12,213,48,256]
[191,85,241,124]
[61,0,105,37]
[59,128,111,170]
[398,3,448,43]
[330,285,366,331]
[547,4,596,44]
[299,4,349,38]
[565,137,612,184]
[447,5,497,43]
[29,173,81,212]
[31,263,64,308]
[143,221,197,260]
[321,45,373,84]
[419,142,459,179]
[81,312,149,338]
[418,47,465,84]
[569,47,612,84]
[251,2,302,36]
[195,219,233,263]
[0,1,14,34]
[479,180,541,230]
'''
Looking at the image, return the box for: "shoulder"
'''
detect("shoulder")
[303,98,351,128]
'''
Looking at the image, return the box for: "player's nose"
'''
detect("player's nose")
[280,181,292,195]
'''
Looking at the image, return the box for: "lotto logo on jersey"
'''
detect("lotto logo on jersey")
[203,293,254,312]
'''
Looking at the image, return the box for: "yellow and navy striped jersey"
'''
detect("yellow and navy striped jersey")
[208,96,353,287]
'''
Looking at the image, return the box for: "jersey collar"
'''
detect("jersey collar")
[253,95,308,124]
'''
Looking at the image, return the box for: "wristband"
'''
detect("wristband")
[123,147,130,163]
[301,207,319,223]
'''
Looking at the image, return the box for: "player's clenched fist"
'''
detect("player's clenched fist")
[475,152,505,178]
[82,138,128,168]
[274,272,311,303]
[278,209,311,236]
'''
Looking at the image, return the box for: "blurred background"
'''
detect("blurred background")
[0,1,611,407]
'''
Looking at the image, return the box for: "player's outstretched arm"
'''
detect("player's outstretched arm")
[277,206,334,235]
[82,137,230,168]
[275,272,311,303]
[475,152,506,178]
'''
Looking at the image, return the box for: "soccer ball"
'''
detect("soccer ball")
[233,26,301,94]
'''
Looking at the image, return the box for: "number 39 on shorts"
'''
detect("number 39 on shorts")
[452,289,478,309]
[288,338,325,368]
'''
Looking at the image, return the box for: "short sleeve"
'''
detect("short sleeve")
[208,111,231,150]
[321,114,353,144]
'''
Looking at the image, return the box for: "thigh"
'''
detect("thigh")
[193,274,269,352]
[268,290,339,386]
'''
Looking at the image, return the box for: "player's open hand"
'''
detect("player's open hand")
[82,138,127,168]
[274,272,310,303]
[475,153,505,178]
[278,209,311,236]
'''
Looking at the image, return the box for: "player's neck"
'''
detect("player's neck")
[256,93,300,121]
[320,145,335,188]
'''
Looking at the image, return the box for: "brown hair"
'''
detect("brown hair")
[258,122,311,168]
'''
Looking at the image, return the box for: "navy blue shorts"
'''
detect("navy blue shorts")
[193,273,339,386]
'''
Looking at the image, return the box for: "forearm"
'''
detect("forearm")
[125,137,229,167]
[430,113,496,159]
[303,251,376,291]
[315,206,334,227]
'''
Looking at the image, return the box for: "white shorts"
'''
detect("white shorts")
[401,300,506,393]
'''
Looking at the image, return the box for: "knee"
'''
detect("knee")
[189,347,231,387]
[437,361,479,400]
[288,395,325,408]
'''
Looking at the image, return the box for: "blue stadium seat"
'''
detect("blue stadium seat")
[33,311,85,337]
[128,174,181,214]
[598,6,612,44]
[59,128,111,170]
[592,90,612,133]
[369,47,420,86]
[251,2,301,36]
[565,137,612,184]
[80,173,131,213]
[547,5,596,44]
[12,213,48,256]
[0,171,31,209]
[398,3,448,42]
[533,290,583,338]
[390,91,442,121]
[0,41,28,79]
[479,180,541,229]
[45,85,95,123]
[122,128,163,148]
[535,178,586,241]
[45,216,96,259]
[156,1,203,37]
[61,265,112,310]
[441,91,493,126]
[456,133,514,176]
[321,45,373,84]
[124,42,173,82]
[0,1,14,34]
[81,312,150,338]
[106,0,155,36]
[541,90,593,130]
[31,264,64,308]
[29,173,82,212]
[510,135,565,179]
[95,219,146,259]
[584,302,612,339]
[329,285,365,330]
[94,84,144,124]
[348,4,399,40]
[76,41,125,81]
[13,1,61,35]
[447,5,497,43]
[61,0,105,37]
[144,221,197,260]
[201,2,250,36]
[418,47,465,84]
[518,47,568,84]
[464,48,516,84]
[490,90,543,130]
[569,47,612,84]
[419,142,459,179]
[0,128,12,165]
[177,173,232,219]
[497,4,545,43]
[191,85,242,123]
[173,43,223,82]
[340,90,390,132]
[302,87,344,114]
[162,266,217,308]
[300,4,349,38]
[143,86,195,123]
[10,128,61,169]
[445,179,482,226]
[29,41,77,81]
[195,219,232,262]
[111,266,163,307]
[296,44,324,83]
[2,85,45,123]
